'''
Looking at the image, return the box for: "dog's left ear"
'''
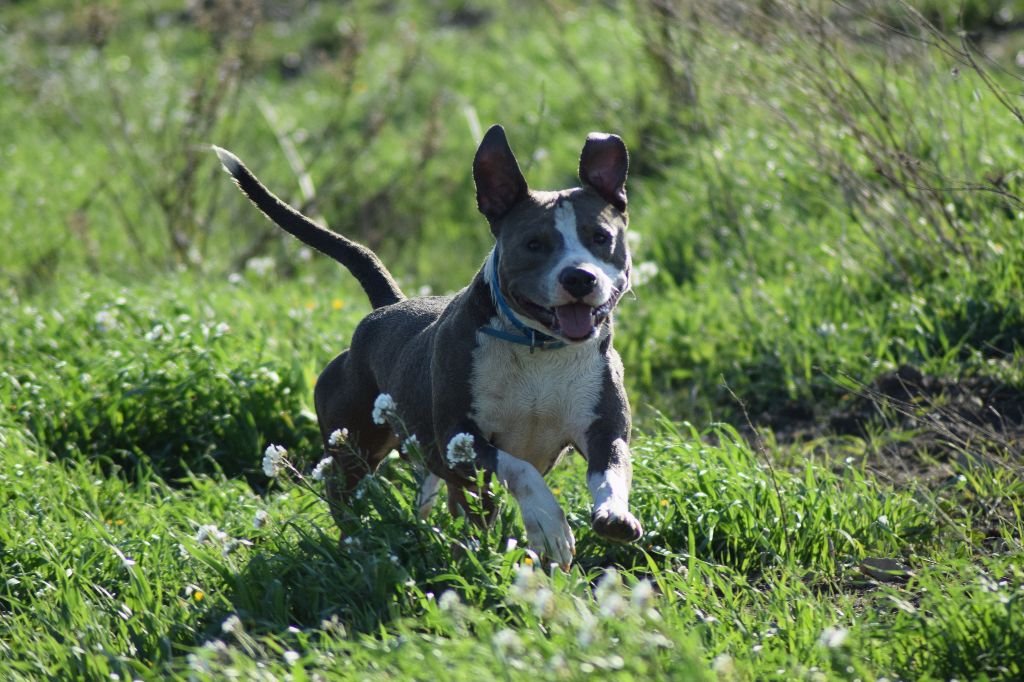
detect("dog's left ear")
[579,133,628,212]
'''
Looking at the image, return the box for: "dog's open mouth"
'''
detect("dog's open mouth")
[513,293,619,342]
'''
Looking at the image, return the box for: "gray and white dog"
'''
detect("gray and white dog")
[214,125,642,566]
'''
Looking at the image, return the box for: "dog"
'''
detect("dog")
[214,124,642,567]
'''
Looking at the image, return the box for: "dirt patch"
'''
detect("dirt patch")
[752,364,1024,489]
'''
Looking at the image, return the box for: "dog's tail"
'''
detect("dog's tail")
[213,146,404,310]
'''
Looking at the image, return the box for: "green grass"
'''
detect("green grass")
[3,0,1024,679]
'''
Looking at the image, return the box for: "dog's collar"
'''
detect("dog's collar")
[479,248,567,351]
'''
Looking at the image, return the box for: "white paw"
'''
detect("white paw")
[591,504,643,543]
[497,451,575,568]
[520,490,576,568]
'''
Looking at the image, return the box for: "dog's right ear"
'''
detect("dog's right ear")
[473,125,528,223]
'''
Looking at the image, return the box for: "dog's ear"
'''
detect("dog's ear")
[579,133,628,212]
[474,125,529,222]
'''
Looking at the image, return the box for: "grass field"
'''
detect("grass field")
[2,1,1023,679]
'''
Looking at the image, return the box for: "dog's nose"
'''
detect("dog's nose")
[559,267,597,299]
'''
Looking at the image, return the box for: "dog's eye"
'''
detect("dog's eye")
[592,230,611,246]
[526,238,542,252]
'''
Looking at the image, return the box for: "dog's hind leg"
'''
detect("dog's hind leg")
[315,350,395,528]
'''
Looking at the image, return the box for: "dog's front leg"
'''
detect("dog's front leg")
[581,371,644,543]
[438,423,575,568]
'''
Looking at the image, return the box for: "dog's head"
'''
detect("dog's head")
[473,125,631,343]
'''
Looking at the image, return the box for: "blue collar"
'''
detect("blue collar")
[479,248,566,351]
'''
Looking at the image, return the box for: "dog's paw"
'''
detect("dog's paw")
[591,506,643,543]
[521,499,576,569]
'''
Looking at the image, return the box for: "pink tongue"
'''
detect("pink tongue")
[555,303,594,339]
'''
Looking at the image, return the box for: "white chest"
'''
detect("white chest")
[470,324,605,474]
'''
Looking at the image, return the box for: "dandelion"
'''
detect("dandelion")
[193,590,205,602]
[263,444,286,478]
[328,428,349,448]
[253,510,269,530]
[331,299,344,310]
[372,393,397,425]
[311,456,333,482]
[446,433,476,466]
[221,614,242,635]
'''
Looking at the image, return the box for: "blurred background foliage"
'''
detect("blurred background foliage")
[2,0,1024,462]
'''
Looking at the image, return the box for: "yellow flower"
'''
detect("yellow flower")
[332,299,344,310]
[305,301,316,310]
[523,557,534,566]
[193,590,205,602]
[659,499,669,507]
[552,487,561,496]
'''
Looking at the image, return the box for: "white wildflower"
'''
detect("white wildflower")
[531,586,554,617]
[631,260,660,286]
[595,568,626,618]
[438,589,460,612]
[144,324,165,342]
[328,428,349,448]
[283,650,300,666]
[401,434,420,455]
[196,524,229,546]
[94,309,118,332]
[112,547,136,569]
[253,510,269,530]
[445,433,476,466]
[263,444,286,478]
[631,579,654,610]
[221,614,242,635]
[372,393,397,425]
[245,256,275,277]
[818,626,848,649]
[311,456,333,482]
[491,628,522,654]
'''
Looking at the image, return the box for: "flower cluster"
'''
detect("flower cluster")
[371,393,398,425]
[401,434,420,455]
[446,433,476,466]
[328,428,349,448]
[262,444,286,478]
[311,456,333,482]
